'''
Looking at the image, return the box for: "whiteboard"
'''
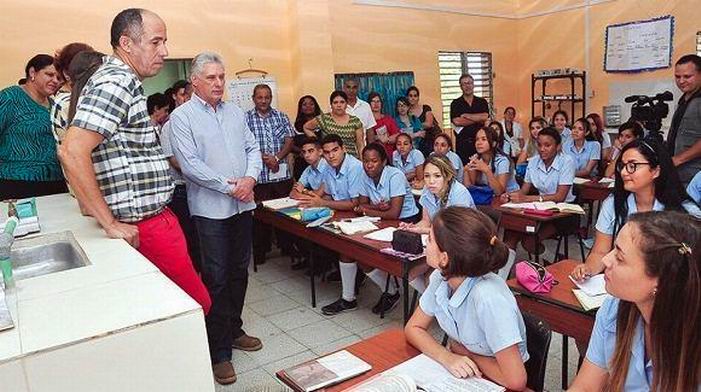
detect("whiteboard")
[227,76,278,112]
[604,16,674,73]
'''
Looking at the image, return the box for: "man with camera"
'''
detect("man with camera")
[669,54,701,185]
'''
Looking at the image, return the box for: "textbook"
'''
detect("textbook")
[569,274,607,297]
[573,289,609,311]
[279,350,372,392]
[262,197,300,210]
[501,202,585,215]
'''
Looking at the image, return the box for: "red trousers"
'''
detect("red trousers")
[135,208,212,314]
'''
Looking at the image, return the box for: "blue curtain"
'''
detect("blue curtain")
[335,72,415,118]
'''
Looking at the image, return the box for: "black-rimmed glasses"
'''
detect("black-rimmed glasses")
[616,161,652,173]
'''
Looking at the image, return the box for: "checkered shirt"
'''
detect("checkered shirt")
[71,56,173,222]
[245,108,295,183]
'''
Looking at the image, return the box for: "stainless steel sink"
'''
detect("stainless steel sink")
[10,231,90,281]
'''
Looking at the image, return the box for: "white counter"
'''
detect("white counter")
[0,194,214,391]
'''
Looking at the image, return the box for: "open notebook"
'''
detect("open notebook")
[501,201,585,215]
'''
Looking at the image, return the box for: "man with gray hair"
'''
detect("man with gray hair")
[170,51,263,385]
[59,9,211,312]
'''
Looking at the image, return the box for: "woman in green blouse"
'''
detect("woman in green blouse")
[303,90,364,158]
[0,54,65,200]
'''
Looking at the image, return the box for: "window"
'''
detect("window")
[697,31,701,56]
[142,59,192,96]
[438,51,493,130]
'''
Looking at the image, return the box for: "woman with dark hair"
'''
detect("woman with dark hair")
[394,96,425,152]
[366,92,400,157]
[500,106,523,159]
[487,120,509,157]
[405,207,528,391]
[66,51,105,125]
[551,109,572,146]
[603,121,644,178]
[291,95,322,179]
[407,86,442,156]
[51,43,94,142]
[585,113,611,161]
[465,126,519,195]
[170,79,192,110]
[303,91,363,158]
[0,54,65,199]
[516,116,547,165]
[430,133,464,183]
[569,211,701,391]
[572,138,701,280]
[563,117,601,177]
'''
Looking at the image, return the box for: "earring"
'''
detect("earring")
[653,288,657,296]
[31,77,35,82]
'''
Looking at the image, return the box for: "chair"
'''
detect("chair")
[523,312,552,392]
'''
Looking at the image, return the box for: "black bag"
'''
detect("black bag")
[392,230,423,255]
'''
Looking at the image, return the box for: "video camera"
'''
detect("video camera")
[624,91,674,142]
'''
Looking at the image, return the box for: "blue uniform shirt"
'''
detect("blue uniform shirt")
[420,270,529,361]
[299,158,328,191]
[586,297,655,391]
[419,180,475,220]
[524,153,576,202]
[595,193,701,235]
[563,140,601,172]
[431,151,464,182]
[475,153,520,193]
[322,154,364,201]
[686,171,701,204]
[392,149,425,175]
[359,165,419,220]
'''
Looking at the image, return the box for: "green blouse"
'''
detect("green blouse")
[0,86,63,182]
[316,113,363,158]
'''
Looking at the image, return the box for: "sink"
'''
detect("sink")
[10,231,90,281]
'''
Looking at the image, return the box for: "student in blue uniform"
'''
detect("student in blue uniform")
[464,126,519,196]
[392,132,424,187]
[688,170,701,204]
[603,121,645,178]
[569,211,701,392]
[354,143,420,314]
[563,117,601,178]
[405,207,528,391]
[551,109,572,146]
[571,138,701,280]
[290,136,328,198]
[430,133,464,183]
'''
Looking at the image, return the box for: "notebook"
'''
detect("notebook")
[573,289,609,311]
[262,197,300,210]
[569,274,607,297]
[279,350,372,392]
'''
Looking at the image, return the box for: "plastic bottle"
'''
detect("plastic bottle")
[0,217,19,289]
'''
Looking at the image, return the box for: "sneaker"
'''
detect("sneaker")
[321,298,357,315]
[372,292,401,315]
[212,361,237,385]
[231,333,263,351]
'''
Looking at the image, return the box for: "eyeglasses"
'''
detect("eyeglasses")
[616,161,652,173]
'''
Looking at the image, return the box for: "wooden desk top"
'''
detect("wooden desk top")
[507,260,592,315]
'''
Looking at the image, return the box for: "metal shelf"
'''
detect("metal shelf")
[531,72,586,120]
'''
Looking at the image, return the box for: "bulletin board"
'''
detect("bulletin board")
[604,16,674,73]
[227,76,278,111]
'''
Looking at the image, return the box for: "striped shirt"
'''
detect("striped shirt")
[71,56,173,222]
[245,108,295,184]
[50,91,71,144]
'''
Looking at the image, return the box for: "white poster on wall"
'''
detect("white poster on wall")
[604,16,674,73]
[227,76,278,111]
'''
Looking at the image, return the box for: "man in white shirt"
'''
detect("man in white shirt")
[343,78,376,136]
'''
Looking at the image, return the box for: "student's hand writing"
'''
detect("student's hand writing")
[439,351,482,379]
[571,264,592,282]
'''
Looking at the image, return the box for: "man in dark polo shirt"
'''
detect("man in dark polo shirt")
[669,54,701,185]
[450,73,490,164]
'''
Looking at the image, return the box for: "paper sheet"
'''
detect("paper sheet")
[569,274,607,297]
[573,290,610,311]
[262,197,299,210]
[363,227,397,242]
[268,162,289,181]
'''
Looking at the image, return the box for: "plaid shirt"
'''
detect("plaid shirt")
[245,108,294,183]
[71,56,174,222]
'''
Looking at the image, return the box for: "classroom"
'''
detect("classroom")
[1,1,700,391]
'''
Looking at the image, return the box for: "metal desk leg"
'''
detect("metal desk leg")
[402,260,410,325]
[562,334,569,389]
[309,249,316,308]
[534,231,541,265]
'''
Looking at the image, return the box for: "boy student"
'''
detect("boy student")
[290,136,328,198]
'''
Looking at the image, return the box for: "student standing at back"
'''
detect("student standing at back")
[405,207,528,391]
[569,211,701,392]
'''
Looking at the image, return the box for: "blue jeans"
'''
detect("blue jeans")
[194,211,252,364]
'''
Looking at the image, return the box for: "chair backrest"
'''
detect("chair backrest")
[523,312,552,392]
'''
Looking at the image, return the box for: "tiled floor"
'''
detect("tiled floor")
[218,237,587,391]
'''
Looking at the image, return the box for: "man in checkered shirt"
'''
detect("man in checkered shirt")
[58,8,211,315]
[245,84,296,266]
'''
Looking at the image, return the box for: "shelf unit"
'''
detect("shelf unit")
[531,72,586,120]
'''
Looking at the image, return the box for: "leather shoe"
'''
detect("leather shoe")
[232,333,263,351]
[212,361,236,385]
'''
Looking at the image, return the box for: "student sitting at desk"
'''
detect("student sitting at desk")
[354,143,420,314]
[392,132,424,187]
[290,136,327,199]
[571,138,701,280]
[516,117,547,165]
[569,211,701,392]
[552,109,572,146]
[464,126,519,196]
[603,121,644,178]
[405,207,528,391]
[430,133,464,183]
[563,117,601,178]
